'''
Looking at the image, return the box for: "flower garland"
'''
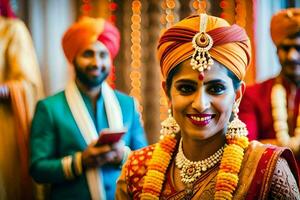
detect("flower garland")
[140,134,177,199]
[141,133,249,199]
[214,135,249,199]
[271,84,300,153]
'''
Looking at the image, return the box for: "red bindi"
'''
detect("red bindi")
[198,72,204,80]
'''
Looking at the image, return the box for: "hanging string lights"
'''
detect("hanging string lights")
[234,0,246,27]
[80,0,91,16]
[107,0,118,88]
[160,1,167,32]
[160,0,179,34]
[130,0,143,112]
[191,0,207,14]
[219,0,235,24]
[166,0,178,28]
[159,0,179,122]
[108,0,118,24]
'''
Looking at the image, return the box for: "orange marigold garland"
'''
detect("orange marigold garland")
[215,136,249,200]
[141,133,248,199]
[141,134,177,199]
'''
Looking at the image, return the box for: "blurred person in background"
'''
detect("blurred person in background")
[0,0,44,199]
[239,8,300,169]
[29,17,147,200]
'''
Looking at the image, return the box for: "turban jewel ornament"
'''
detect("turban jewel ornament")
[190,13,214,73]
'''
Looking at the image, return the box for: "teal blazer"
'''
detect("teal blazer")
[30,90,148,200]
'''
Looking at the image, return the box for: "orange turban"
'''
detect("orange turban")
[270,8,300,46]
[157,15,251,81]
[62,17,120,63]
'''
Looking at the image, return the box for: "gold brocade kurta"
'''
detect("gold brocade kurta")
[0,16,43,200]
[116,141,300,199]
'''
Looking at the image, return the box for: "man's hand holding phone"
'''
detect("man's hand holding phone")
[95,128,127,146]
[82,128,127,169]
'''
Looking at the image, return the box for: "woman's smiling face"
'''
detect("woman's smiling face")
[168,59,240,141]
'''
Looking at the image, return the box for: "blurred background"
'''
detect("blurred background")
[9,0,300,143]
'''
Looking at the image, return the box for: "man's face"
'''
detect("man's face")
[278,35,300,85]
[74,41,111,88]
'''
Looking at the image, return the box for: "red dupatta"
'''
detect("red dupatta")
[246,146,299,200]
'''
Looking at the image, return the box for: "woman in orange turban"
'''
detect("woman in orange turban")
[116,14,299,199]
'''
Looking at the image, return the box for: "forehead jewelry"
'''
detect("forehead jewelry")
[190,14,214,74]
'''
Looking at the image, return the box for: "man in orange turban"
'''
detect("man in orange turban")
[30,17,147,200]
[62,17,120,64]
[239,8,300,169]
[0,0,44,199]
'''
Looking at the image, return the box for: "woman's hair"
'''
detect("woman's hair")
[165,62,241,98]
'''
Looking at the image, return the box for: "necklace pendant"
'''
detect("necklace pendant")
[182,164,201,184]
[185,164,196,177]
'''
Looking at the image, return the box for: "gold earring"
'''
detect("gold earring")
[226,101,248,140]
[160,109,180,140]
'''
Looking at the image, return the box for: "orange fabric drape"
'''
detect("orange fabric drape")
[7,81,33,200]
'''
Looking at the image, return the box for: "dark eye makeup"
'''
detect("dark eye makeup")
[174,79,227,96]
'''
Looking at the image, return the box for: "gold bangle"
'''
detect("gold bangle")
[74,152,83,176]
[61,155,74,179]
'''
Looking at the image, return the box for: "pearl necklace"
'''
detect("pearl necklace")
[175,138,225,185]
[271,83,300,153]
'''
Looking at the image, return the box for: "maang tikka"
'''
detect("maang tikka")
[160,109,180,139]
[190,13,214,73]
[226,100,248,139]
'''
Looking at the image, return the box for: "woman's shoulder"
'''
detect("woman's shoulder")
[239,140,299,199]
[269,157,300,199]
[122,145,155,196]
[245,140,297,174]
[125,145,155,170]
[246,140,287,155]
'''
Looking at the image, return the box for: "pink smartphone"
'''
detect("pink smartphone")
[95,128,127,146]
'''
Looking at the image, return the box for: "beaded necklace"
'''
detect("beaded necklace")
[271,83,300,153]
[176,138,224,185]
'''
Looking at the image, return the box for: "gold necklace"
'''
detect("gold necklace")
[271,83,300,153]
[176,138,224,185]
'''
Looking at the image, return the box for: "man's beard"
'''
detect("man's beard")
[282,61,300,87]
[74,64,108,88]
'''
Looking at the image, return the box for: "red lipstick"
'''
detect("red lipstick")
[187,113,215,126]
